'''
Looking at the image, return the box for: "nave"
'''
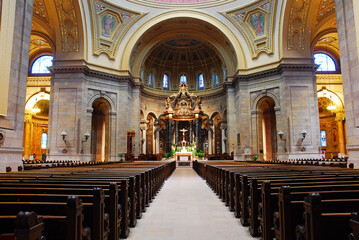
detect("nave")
[128,167,254,240]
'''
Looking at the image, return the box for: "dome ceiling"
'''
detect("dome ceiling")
[145,38,223,68]
[143,37,224,91]
[126,0,235,8]
[129,17,238,75]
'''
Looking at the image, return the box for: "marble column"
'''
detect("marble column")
[23,114,32,159]
[336,112,346,157]
[335,0,359,166]
[141,126,146,154]
[166,119,172,153]
[175,121,178,145]
[196,118,202,151]
[221,126,227,154]
[0,0,34,171]
[208,127,213,155]
[189,122,193,144]
[337,120,345,157]
[154,122,160,154]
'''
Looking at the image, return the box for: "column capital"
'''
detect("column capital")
[335,111,345,121]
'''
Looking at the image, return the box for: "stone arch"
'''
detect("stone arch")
[146,112,158,120]
[310,28,338,52]
[33,0,85,60]
[121,10,246,75]
[140,109,145,120]
[91,98,111,162]
[256,96,278,161]
[252,91,280,113]
[210,111,221,120]
[25,92,51,113]
[87,94,115,113]
[317,88,345,112]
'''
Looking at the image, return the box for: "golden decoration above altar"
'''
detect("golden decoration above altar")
[164,83,202,120]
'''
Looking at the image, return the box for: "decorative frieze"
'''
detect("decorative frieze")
[33,0,50,25]
[287,0,310,51]
[55,0,79,52]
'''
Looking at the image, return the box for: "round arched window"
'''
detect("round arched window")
[31,55,53,74]
[314,53,336,72]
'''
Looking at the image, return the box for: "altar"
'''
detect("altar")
[176,150,193,167]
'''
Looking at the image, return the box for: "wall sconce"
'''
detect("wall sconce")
[82,132,90,143]
[81,132,90,153]
[278,130,286,141]
[61,131,67,144]
[278,130,287,152]
[301,129,307,141]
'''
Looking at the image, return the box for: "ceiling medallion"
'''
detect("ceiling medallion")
[126,0,235,8]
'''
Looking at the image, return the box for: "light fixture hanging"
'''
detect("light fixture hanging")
[327,95,336,111]
[32,105,40,115]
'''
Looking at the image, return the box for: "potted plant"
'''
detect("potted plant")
[118,153,124,162]
[253,155,259,161]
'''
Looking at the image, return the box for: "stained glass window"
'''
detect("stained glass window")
[198,73,204,90]
[31,55,53,74]
[180,74,187,84]
[163,74,169,89]
[148,71,154,88]
[212,70,218,87]
[320,130,327,147]
[41,132,48,149]
[314,53,337,72]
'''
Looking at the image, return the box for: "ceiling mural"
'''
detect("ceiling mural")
[89,0,146,59]
[315,33,339,54]
[33,0,50,25]
[222,0,277,59]
[29,37,52,57]
[316,0,335,25]
[126,0,235,8]
[166,39,201,47]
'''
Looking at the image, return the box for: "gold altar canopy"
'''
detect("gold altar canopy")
[165,83,202,120]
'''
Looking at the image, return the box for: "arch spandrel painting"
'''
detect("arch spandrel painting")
[249,12,265,37]
[101,14,117,38]
[126,0,235,8]
[89,0,146,59]
[222,0,276,59]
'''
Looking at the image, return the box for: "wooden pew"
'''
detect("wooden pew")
[195,161,359,240]
[0,188,107,240]
[275,186,359,240]
[0,211,44,240]
[0,180,128,239]
[0,196,87,240]
[261,182,359,240]
[301,193,359,240]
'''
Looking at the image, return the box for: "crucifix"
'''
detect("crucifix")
[180,128,188,142]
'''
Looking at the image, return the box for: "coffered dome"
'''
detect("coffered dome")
[143,38,225,91]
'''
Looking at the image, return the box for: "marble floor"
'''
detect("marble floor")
[127,167,256,240]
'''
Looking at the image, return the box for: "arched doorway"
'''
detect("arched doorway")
[91,98,110,162]
[258,97,277,161]
[23,92,50,160]
[211,112,222,155]
[317,91,346,158]
[146,113,157,155]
